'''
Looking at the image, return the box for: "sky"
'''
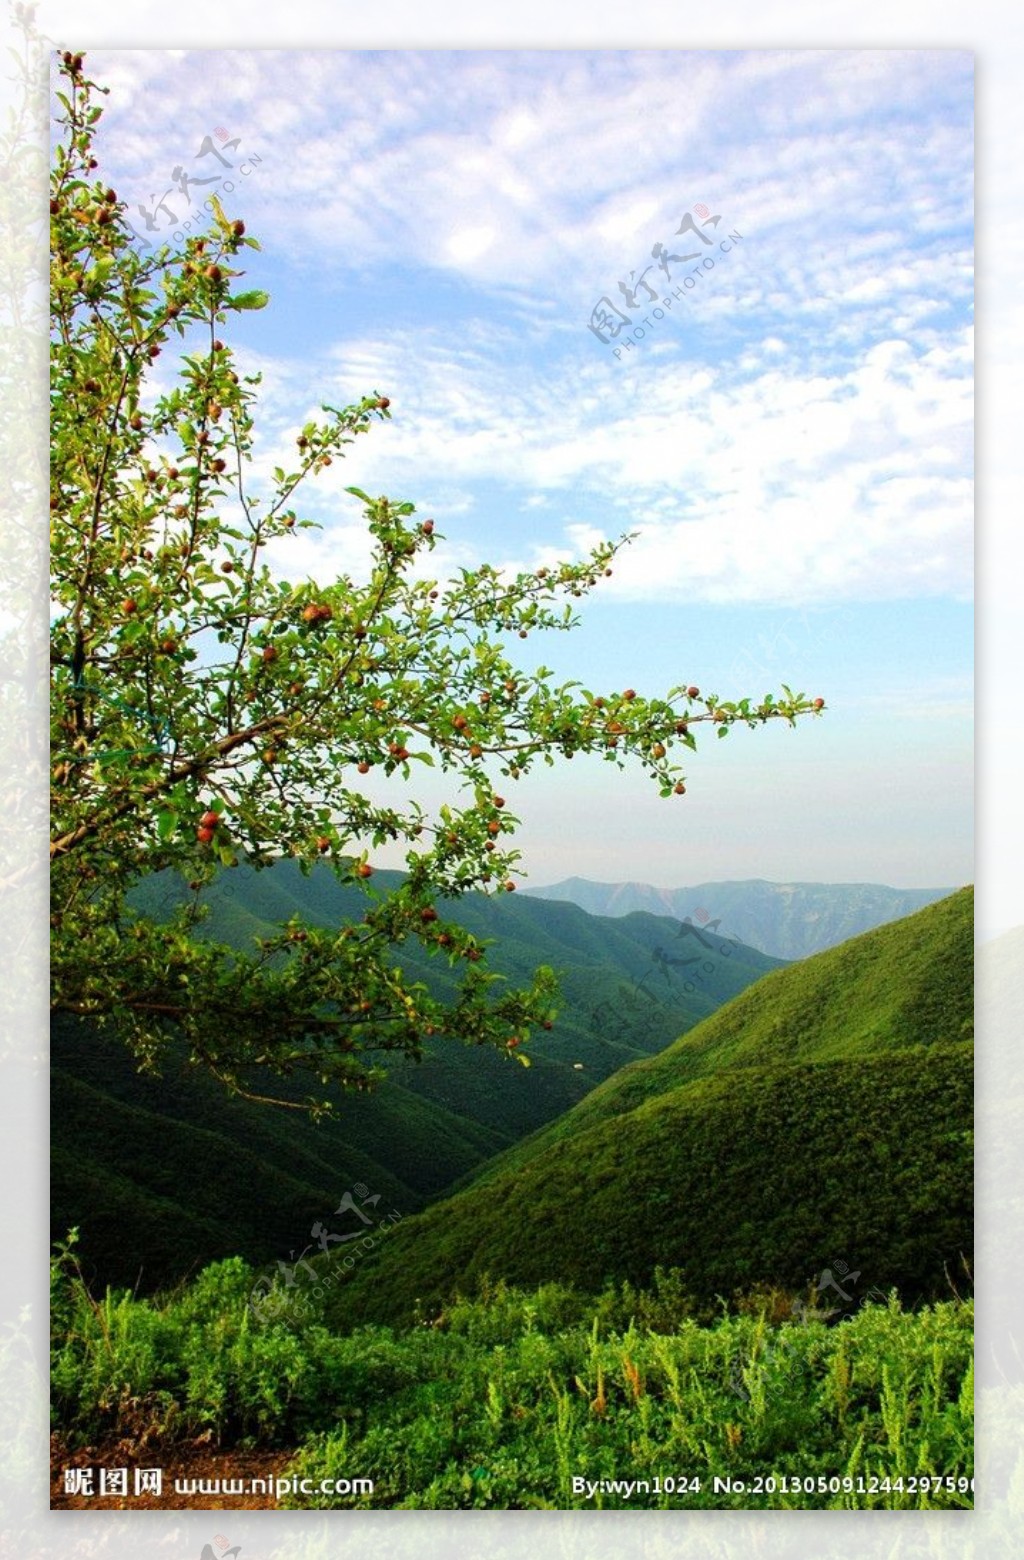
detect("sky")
[65,47,974,894]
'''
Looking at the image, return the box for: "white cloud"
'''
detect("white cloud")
[214,314,972,606]
[77,48,973,609]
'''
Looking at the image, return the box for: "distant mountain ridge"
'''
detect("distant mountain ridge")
[522,877,956,960]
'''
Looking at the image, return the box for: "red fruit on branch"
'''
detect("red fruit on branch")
[302,602,333,624]
[196,826,215,844]
[200,810,220,828]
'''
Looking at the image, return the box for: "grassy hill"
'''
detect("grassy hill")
[313,889,973,1328]
[52,866,779,1290]
[463,885,973,1184]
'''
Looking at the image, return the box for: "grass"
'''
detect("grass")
[50,1241,972,1510]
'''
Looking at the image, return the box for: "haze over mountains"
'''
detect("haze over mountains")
[523,878,955,960]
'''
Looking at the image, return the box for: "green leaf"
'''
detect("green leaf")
[345,486,373,505]
[156,807,178,842]
[229,289,270,311]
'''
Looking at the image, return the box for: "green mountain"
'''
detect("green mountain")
[316,888,973,1329]
[52,863,779,1291]
[130,860,781,1133]
[468,880,974,1181]
[523,877,955,960]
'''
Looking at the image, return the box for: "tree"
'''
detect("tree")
[49,53,824,1112]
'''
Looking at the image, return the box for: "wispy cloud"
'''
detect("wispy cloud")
[81,47,973,609]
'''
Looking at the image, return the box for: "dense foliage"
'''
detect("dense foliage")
[49,52,821,1110]
[50,1250,972,1510]
[471,885,974,1183]
[318,1042,972,1328]
[51,875,779,1292]
[280,890,972,1326]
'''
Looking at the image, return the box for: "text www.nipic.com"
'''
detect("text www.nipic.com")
[173,1475,373,1498]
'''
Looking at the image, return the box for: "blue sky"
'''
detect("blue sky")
[80,47,973,892]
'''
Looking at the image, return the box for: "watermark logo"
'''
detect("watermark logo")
[200,1538,242,1560]
[591,908,740,1041]
[728,1258,890,1401]
[201,1535,246,1560]
[54,673,172,770]
[248,1183,402,1326]
[125,127,264,250]
[588,205,743,359]
[728,609,834,692]
[61,1465,163,1497]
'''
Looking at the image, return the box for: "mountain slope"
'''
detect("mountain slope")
[317,888,973,1328]
[53,868,780,1290]
[523,877,955,960]
[323,1045,971,1328]
[132,860,783,1132]
[464,886,973,1184]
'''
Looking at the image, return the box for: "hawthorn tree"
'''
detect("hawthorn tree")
[50,53,824,1111]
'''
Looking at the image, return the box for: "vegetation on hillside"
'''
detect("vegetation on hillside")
[51,876,780,1292]
[317,1042,972,1330]
[472,886,973,1185]
[50,1248,972,1510]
